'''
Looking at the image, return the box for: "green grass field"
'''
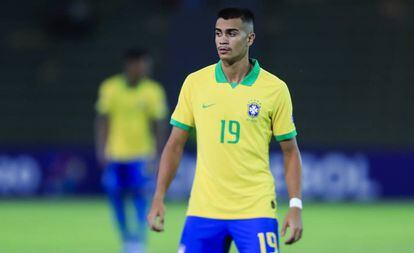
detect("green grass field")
[0,199,413,253]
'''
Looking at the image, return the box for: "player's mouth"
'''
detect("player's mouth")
[218,47,231,55]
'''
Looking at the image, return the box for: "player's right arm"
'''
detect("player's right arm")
[147,126,189,232]
[94,80,113,169]
[94,115,109,168]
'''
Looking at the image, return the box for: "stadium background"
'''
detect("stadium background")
[0,0,413,252]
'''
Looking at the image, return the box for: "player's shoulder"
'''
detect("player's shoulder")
[258,67,289,91]
[101,74,124,87]
[185,63,216,82]
[99,74,123,92]
[139,78,166,97]
[141,77,164,89]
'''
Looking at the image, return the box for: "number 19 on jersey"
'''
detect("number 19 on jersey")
[220,120,240,144]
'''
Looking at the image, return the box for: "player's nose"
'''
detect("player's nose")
[218,37,229,45]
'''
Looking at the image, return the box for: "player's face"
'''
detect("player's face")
[215,18,255,63]
[124,57,151,81]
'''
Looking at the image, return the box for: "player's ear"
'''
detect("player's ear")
[247,32,255,46]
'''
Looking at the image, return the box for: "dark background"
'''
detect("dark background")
[1,0,413,148]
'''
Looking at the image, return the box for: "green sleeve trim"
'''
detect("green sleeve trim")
[170,119,193,132]
[275,130,297,141]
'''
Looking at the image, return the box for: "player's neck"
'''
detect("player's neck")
[125,75,143,87]
[221,55,252,84]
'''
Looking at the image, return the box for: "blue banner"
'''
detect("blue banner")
[0,148,413,200]
[0,147,99,196]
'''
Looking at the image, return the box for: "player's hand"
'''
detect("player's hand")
[281,207,303,245]
[147,198,165,232]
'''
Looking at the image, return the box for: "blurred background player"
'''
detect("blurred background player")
[95,48,168,253]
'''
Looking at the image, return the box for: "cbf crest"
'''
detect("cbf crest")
[247,99,262,120]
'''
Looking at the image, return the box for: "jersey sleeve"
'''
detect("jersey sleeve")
[271,83,297,141]
[148,83,168,120]
[95,81,114,115]
[170,75,194,132]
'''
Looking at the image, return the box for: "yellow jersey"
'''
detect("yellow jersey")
[171,59,297,219]
[96,75,167,161]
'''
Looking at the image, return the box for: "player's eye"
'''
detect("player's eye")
[228,32,238,37]
[215,31,222,37]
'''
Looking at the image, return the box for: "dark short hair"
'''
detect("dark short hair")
[217,8,254,25]
[123,48,148,61]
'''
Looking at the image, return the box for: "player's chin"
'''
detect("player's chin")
[218,52,233,61]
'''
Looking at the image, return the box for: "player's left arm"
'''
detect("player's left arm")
[279,137,303,245]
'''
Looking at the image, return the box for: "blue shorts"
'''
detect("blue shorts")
[102,160,149,192]
[179,216,280,253]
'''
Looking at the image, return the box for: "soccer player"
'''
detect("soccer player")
[95,49,168,253]
[148,8,303,253]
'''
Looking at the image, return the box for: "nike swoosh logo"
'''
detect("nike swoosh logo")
[202,103,216,109]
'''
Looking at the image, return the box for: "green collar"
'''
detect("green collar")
[215,59,260,88]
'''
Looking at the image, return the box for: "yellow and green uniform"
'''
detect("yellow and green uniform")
[171,59,297,219]
[96,75,167,161]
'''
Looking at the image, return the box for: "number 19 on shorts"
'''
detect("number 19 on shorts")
[257,232,278,253]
